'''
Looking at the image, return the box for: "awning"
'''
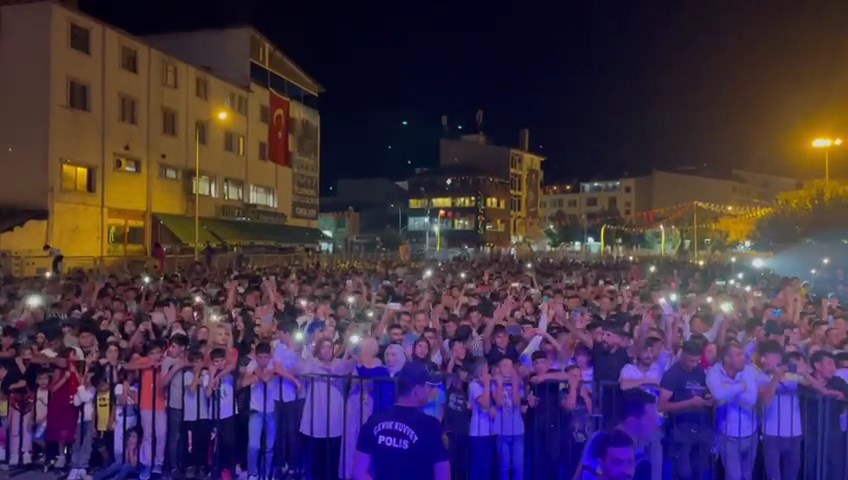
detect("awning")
[154,214,220,246]
[204,218,327,246]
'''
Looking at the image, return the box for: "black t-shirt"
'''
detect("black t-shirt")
[357,405,449,480]
[592,344,630,384]
[801,376,848,439]
[659,363,710,427]
[485,344,520,366]
[445,377,470,434]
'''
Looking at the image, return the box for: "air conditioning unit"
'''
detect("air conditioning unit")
[115,157,127,170]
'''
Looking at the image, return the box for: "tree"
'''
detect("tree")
[754,181,848,249]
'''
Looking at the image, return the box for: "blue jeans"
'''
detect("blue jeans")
[94,461,138,480]
[497,435,524,480]
[469,436,495,480]
[248,411,276,478]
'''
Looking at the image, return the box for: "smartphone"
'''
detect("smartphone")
[773,309,783,318]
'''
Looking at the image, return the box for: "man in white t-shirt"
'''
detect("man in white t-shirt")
[208,347,237,480]
[241,342,279,480]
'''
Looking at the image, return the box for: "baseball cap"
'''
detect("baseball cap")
[396,362,442,394]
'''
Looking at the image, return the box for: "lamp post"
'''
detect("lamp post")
[194,110,229,260]
[812,137,842,187]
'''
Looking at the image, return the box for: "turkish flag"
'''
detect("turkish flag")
[269,91,290,167]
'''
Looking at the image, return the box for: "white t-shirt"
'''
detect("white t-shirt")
[182,370,210,421]
[619,364,663,397]
[246,359,279,413]
[114,383,138,426]
[35,388,49,424]
[492,379,524,436]
[469,380,494,437]
[74,385,96,422]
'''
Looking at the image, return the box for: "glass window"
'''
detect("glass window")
[69,23,90,54]
[223,178,244,201]
[431,197,451,207]
[511,196,522,213]
[586,197,598,207]
[407,217,429,231]
[191,175,216,197]
[258,141,268,161]
[195,120,208,145]
[409,198,428,208]
[118,94,136,124]
[120,46,137,73]
[61,163,95,193]
[567,199,577,208]
[225,131,245,155]
[162,62,178,88]
[249,184,276,207]
[454,217,474,230]
[624,186,632,193]
[162,108,177,136]
[195,77,208,100]
[453,197,475,207]
[68,79,89,111]
[237,95,248,115]
[159,165,180,180]
[608,197,617,209]
[259,105,269,124]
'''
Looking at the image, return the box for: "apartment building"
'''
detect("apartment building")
[0,0,322,258]
[541,169,799,225]
[439,130,544,242]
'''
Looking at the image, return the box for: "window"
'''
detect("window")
[258,141,268,161]
[195,77,208,100]
[407,217,429,231]
[624,209,631,216]
[453,197,475,207]
[586,197,598,207]
[431,197,451,208]
[159,165,180,180]
[509,153,523,170]
[540,201,547,209]
[259,105,269,124]
[191,175,216,197]
[510,173,523,192]
[486,197,504,208]
[454,217,474,230]
[237,95,248,115]
[567,199,577,208]
[511,196,522,213]
[624,201,632,208]
[624,186,632,193]
[118,94,137,124]
[226,92,248,115]
[162,62,178,88]
[114,155,141,173]
[120,46,138,73]
[225,131,245,155]
[162,108,178,136]
[223,178,244,201]
[68,79,89,111]
[249,184,276,207]
[409,198,428,209]
[608,197,617,209]
[195,120,208,145]
[61,163,95,193]
[69,23,90,54]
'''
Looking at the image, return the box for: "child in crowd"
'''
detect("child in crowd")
[242,341,278,480]
[94,428,140,480]
[468,357,495,480]
[126,340,167,480]
[183,348,211,479]
[94,369,113,466]
[113,370,138,465]
[69,365,98,480]
[208,347,237,480]
[34,369,50,463]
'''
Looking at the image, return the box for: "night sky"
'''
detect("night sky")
[82,0,848,192]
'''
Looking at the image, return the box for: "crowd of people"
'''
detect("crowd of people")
[0,252,846,480]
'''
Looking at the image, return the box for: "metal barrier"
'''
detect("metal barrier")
[3,371,847,480]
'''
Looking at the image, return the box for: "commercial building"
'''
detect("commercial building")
[439,130,544,242]
[0,0,323,259]
[541,169,800,226]
[406,169,511,248]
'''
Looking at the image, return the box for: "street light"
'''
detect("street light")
[812,137,842,186]
[195,109,229,260]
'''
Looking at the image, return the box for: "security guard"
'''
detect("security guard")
[353,362,450,480]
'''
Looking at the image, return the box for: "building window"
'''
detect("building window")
[511,196,522,213]
[486,197,504,208]
[120,46,138,73]
[237,95,248,115]
[624,209,631,216]
[453,197,475,207]
[624,201,632,208]
[114,155,141,173]
[162,108,178,136]
[510,173,523,192]
[608,197,617,209]
[407,217,429,231]
[159,165,180,180]
[258,141,268,161]
[61,163,95,193]
[225,131,245,155]
[69,23,90,54]
[195,77,208,100]
[259,105,269,124]
[624,186,632,193]
[249,184,276,207]
[509,153,523,170]
[431,197,451,208]
[195,120,208,145]
[162,62,178,88]
[191,174,216,197]
[567,199,577,208]
[225,93,248,115]
[586,197,598,207]
[223,178,244,201]
[118,94,137,124]
[409,198,428,209]
[68,79,90,111]
[454,217,474,230]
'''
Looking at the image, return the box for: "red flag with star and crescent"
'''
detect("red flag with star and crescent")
[269,91,290,167]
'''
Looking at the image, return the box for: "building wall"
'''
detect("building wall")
[0,1,52,209]
[0,2,320,257]
[145,29,251,88]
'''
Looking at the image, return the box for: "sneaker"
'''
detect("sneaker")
[152,464,163,475]
[139,466,152,480]
[22,452,32,465]
[54,455,66,469]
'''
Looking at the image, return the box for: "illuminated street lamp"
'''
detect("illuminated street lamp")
[195,109,229,260]
[812,137,842,186]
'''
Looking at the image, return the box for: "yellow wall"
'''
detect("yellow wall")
[0,220,47,253]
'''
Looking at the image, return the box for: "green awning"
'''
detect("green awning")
[205,218,327,246]
[155,214,220,246]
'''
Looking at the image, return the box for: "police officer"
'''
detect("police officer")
[353,362,450,480]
